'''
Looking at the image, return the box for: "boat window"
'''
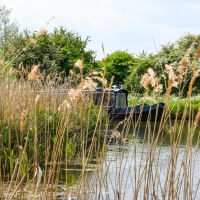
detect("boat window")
[103,92,115,107]
[115,93,127,108]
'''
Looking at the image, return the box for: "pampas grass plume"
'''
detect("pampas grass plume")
[28,65,39,81]
[28,38,37,45]
[74,60,83,70]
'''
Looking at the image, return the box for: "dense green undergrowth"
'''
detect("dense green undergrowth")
[0,75,108,182]
[128,93,200,119]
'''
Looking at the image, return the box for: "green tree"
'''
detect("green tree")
[154,33,200,95]
[124,51,157,92]
[98,50,137,86]
[0,5,19,64]
[12,27,98,77]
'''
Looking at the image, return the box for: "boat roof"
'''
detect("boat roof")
[112,89,128,94]
[83,87,128,95]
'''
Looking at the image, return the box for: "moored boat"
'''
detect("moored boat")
[85,84,165,121]
[107,87,165,121]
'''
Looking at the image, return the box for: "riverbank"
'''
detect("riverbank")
[129,93,200,119]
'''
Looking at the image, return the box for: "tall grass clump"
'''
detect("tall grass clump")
[0,60,110,199]
[80,44,200,199]
[0,42,200,200]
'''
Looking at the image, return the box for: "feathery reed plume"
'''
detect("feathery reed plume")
[68,89,83,103]
[154,83,163,93]
[28,65,39,81]
[177,43,194,85]
[74,60,84,81]
[74,60,83,70]
[89,71,108,87]
[187,69,200,98]
[69,69,74,75]
[193,42,200,67]
[177,57,189,85]
[92,76,107,87]
[18,145,24,152]
[28,38,37,45]
[18,62,23,70]
[165,64,179,87]
[46,16,55,26]
[140,68,156,90]
[77,76,97,90]
[74,91,83,103]
[147,68,157,86]
[165,64,178,98]
[140,68,162,95]
[140,73,151,91]
[101,42,107,78]
[35,16,55,37]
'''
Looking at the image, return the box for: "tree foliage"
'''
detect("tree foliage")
[98,50,137,86]
[154,33,200,95]
[0,5,19,62]
[12,27,98,76]
[1,5,200,96]
[0,5,97,77]
[124,51,157,92]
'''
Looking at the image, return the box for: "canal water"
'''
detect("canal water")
[85,120,200,199]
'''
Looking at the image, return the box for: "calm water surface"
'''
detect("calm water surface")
[87,120,200,199]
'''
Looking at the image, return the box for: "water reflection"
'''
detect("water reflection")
[87,119,200,199]
[53,120,200,199]
[109,119,200,146]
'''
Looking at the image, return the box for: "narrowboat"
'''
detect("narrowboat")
[85,84,165,121]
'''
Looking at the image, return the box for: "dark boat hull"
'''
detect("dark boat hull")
[108,102,165,121]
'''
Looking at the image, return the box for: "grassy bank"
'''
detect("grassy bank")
[129,94,200,119]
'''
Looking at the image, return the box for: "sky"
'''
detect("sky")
[1,0,200,60]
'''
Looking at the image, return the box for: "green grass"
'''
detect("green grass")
[128,93,200,119]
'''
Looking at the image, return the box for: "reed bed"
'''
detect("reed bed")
[0,45,199,200]
[79,45,200,199]
[0,67,109,199]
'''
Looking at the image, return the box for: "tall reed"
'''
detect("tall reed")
[0,46,200,200]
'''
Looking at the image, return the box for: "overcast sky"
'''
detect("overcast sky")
[1,0,200,60]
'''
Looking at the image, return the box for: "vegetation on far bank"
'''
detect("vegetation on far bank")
[1,5,200,96]
[129,93,200,118]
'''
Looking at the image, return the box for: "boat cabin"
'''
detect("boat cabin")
[112,89,128,108]
[84,86,129,110]
[83,85,165,121]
